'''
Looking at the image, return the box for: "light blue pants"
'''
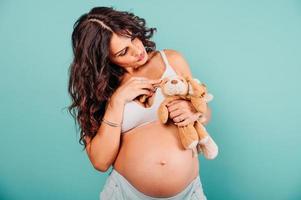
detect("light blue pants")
[99,168,207,200]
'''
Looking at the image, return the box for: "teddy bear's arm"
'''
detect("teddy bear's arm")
[158,102,169,123]
[158,98,175,123]
[158,96,182,123]
[197,134,219,160]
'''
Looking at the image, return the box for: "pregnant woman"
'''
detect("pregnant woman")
[68,6,213,200]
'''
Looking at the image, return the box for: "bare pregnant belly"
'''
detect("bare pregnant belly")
[113,120,199,197]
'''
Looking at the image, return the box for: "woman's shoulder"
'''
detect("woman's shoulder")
[162,49,193,78]
[162,48,182,58]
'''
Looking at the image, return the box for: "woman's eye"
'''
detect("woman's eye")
[119,36,136,57]
[120,48,128,56]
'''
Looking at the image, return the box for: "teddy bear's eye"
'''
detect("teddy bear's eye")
[180,79,184,82]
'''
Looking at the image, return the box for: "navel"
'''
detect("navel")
[159,160,167,165]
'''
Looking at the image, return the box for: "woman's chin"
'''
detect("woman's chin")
[135,58,147,68]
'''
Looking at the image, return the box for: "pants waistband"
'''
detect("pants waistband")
[109,168,201,200]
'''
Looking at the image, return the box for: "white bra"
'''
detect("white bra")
[121,50,178,133]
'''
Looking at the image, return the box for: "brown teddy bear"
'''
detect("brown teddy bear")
[154,75,218,159]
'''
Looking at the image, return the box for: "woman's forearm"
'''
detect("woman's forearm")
[87,97,124,171]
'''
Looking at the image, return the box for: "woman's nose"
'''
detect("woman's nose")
[135,50,143,58]
[132,45,142,57]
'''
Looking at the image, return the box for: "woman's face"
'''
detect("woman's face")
[108,32,148,73]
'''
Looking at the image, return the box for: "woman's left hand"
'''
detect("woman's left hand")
[166,99,202,127]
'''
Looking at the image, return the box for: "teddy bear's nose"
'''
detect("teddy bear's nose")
[171,80,178,84]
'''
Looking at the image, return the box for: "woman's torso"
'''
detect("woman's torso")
[112,49,199,197]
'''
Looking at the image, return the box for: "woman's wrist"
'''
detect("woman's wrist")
[108,94,125,108]
[101,117,122,127]
[102,95,125,127]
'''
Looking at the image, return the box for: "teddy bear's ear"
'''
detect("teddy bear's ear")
[188,78,203,95]
[184,75,192,82]
[187,77,203,95]
[185,76,201,84]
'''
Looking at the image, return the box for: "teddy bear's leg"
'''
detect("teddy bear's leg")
[178,125,199,150]
[194,121,218,159]
[158,97,181,124]
[194,120,209,144]
[197,135,219,160]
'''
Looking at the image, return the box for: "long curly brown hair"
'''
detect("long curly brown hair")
[67,6,157,150]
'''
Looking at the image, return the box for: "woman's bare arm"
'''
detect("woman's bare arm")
[84,98,124,172]
[165,49,213,126]
[84,76,158,172]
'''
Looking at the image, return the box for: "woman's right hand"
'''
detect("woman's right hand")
[111,77,162,105]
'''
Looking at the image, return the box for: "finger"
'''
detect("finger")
[136,82,155,91]
[148,79,162,84]
[137,88,152,96]
[173,113,189,123]
[173,116,182,123]
[169,109,183,119]
[168,103,189,113]
[175,118,190,127]
[168,100,190,110]
[167,100,182,106]
[167,104,181,112]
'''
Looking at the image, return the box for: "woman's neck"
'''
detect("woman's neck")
[122,50,158,78]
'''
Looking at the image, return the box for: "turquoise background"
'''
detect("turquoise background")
[1,0,300,199]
